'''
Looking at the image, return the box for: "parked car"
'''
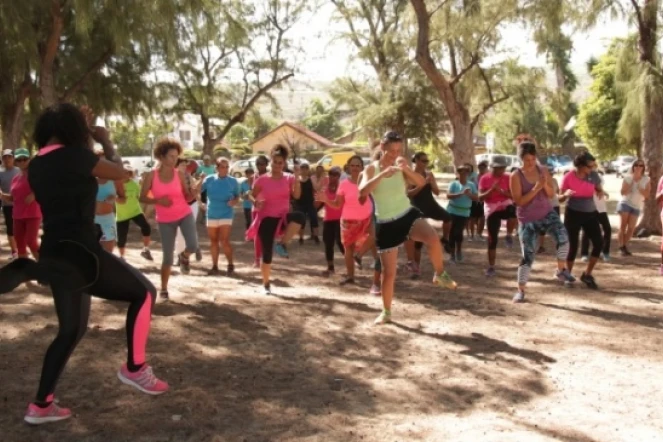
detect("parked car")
[612,156,636,175]
[474,154,522,172]
[617,159,636,177]
[316,151,356,171]
[229,159,254,177]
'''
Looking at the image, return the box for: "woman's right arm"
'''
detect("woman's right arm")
[139,171,157,204]
[359,163,393,198]
[620,178,630,196]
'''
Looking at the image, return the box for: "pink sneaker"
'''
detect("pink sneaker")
[369,284,381,296]
[117,364,169,395]
[24,402,71,425]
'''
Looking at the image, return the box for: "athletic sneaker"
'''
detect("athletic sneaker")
[275,243,289,258]
[433,271,457,290]
[322,268,335,277]
[580,255,589,263]
[298,237,304,245]
[227,264,235,275]
[24,402,71,425]
[555,269,576,284]
[485,267,496,277]
[340,277,355,286]
[263,285,272,295]
[354,254,363,269]
[178,252,190,275]
[456,253,464,263]
[406,261,421,279]
[369,284,381,296]
[195,248,203,262]
[117,364,169,395]
[159,290,169,300]
[512,291,526,303]
[505,235,514,249]
[373,309,392,325]
[601,253,611,263]
[620,246,632,256]
[467,236,474,242]
[207,267,221,276]
[580,272,599,290]
[140,248,153,261]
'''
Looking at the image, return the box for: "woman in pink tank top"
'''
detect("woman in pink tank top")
[140,139,199,299]
[246,145,305,294]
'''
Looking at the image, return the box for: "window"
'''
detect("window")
[321,156,332,167]
[179,130,192,141]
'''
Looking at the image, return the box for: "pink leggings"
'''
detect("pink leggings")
[14,217,41,257]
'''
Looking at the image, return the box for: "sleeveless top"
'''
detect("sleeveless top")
[151,168,192,223]
[298,178,314,206]
[373,163,411,222]
[96,180,116,202]
[517,167,552,224]
[410,170,437,214]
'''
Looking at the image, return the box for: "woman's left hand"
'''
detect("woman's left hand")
[228,197,239,207]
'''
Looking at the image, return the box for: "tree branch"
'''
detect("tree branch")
[212,73,294,143]
[61,47,114,102]
[630,0,645,32]
[471,94,510,128]
[450,53,480,88]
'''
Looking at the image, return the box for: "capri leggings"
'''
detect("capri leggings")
[448,214,467,251]
[14,217,40,256]
[296,203,319,231]
[564,207,603,262]
[323,220,344,262]
[518,210,569,285]
[258,212,305,264]
[3,205,14,236]
[35,241,157,403]
[157,213,198,266]
[487,205,517,250]
[117,214,152,248]
[581,212,611,256]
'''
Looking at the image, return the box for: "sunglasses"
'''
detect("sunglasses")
[634,163,645,167]
[419,159,429,164]
[15,157,28,163]
[382,131,403,143]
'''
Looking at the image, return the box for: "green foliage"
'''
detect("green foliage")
[576,38,640,158]
[228,124,253,146]
[213,146,231,158]
[110,119,173,157]
[301,99,344,140]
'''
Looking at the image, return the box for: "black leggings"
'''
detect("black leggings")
[116,214,151,248]
[323,220,344,262]
[487,205,516,250]
[258,212,305,264]
[581,212,611,256]
[565,207,603,262]
[244,208,252,229]
[448,214,467,251]
[35,242,156,402]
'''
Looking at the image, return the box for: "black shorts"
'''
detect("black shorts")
[375,208,423,252]
[2,205,14,236]
[470,201,484,218]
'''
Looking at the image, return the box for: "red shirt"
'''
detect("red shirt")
[11,173,42,219]
[479,173,511,204]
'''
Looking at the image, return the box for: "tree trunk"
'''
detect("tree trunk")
[635,0,662,235]
[1,107,24,151]
[450,112,475,166]
[637,86,663,235]
[39,0,64,107]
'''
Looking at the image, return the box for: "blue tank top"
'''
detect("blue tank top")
[96,180,116,202]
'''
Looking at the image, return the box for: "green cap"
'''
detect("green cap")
[14,148,30,159]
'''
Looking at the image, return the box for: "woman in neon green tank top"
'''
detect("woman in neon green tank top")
[359,131,457,325]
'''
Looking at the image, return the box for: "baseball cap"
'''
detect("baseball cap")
[329,166,342,175]
[203,154,211,160]
[490,158,507,168]
[14,148,30,159]
[2,149,14,157]
[456,164,471,172]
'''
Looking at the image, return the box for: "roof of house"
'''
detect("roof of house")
[250,121,335,148]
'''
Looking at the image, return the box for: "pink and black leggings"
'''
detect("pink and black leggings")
[35,246,156,404]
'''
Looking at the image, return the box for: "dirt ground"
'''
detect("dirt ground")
[1,175,662,442]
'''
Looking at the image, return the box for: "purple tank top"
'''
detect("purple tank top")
[516,168,552,224]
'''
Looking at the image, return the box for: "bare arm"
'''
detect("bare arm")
[115,181,126,203]
[291,175,301,200]
[510,172,543,207]
[139,171,157,204]
[428,172,440,195]
[399,161,426,187]
[640,180,651,198]
[620,179,630,196]
[407,183,425,198]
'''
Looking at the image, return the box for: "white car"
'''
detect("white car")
[229,159,254,178]
[614,156,636,177]
[474,154,522,172]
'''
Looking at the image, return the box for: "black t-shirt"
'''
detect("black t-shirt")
[29,146,100,243]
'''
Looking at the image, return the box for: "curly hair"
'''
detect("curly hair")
[34,103,90,149]
[270,144,289,160]
[346,154,364,170]
[153,138,183,159]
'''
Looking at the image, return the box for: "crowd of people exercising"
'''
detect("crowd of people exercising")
[0,104,661,425]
